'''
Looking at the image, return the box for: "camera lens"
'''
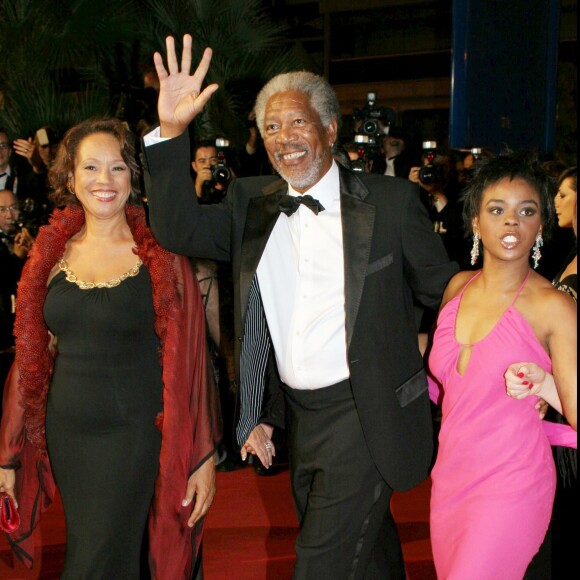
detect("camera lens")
[363,120,379,136]
[419,165,439,185]
[212,164,232,185]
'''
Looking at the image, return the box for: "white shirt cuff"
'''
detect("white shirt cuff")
[143,126,169,147]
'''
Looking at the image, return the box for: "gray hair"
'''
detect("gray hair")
[254,71,341,137]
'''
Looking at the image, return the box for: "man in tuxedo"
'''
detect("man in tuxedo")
[0,130,17,193]
[143,35,458,579]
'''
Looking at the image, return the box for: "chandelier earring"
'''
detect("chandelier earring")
[470,231,480,266]
[532,232,543,269]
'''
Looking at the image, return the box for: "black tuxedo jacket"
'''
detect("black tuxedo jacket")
[143,131,458,491]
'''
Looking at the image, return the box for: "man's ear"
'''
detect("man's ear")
[327,119,338,148]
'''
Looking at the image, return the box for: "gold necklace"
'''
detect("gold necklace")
[58,257,143,290]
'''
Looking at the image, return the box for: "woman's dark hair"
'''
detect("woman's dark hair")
[557,166,577,193]
[49,118,141,207]
[461,150,556,237]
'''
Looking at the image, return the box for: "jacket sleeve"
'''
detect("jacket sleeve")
[400,184,459,311]
[0,363,25,469]
[142,130,233,262]
[259,349,285,430]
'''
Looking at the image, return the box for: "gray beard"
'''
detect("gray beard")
[275,150,328,192]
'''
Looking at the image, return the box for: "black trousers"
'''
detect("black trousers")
[284,380,405,580]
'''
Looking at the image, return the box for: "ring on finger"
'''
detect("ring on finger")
[265,443,273,449]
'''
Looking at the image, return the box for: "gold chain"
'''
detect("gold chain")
[58,257,143,290]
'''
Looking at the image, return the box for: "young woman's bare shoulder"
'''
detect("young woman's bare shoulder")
[538,285,577,317]
[527,275,577,320]
[441,270,479,308]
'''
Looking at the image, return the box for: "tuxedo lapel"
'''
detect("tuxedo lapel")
[239,179,287,321]
[339,168,376,348]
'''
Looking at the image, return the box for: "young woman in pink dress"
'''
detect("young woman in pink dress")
[427,151,577,579]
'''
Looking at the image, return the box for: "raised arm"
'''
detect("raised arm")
[144,35,232,260]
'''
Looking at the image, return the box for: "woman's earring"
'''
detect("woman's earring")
[532,232,543,269]
[470,232,480,266]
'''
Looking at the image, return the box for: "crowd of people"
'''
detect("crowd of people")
[0,33,577,580]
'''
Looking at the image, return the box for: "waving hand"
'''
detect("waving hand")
[153,34,219,138]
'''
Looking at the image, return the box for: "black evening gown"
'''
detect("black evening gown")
[44,266,163,579]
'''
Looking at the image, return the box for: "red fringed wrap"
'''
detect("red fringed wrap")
[0,205,221,578]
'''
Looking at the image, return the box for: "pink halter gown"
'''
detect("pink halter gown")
[428,272,556,579]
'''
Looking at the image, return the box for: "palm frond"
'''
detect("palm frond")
[0,0,307,147]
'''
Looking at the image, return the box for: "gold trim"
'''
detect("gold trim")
[58,257,143,290]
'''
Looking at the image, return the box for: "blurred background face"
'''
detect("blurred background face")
[34,128,58,168]
[384,136,404,158]
[192,146,219,174]
[0,190,19,234]
[0,133,11,171]
[554,176,577,229]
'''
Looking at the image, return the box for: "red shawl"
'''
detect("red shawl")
[0,205,221,578]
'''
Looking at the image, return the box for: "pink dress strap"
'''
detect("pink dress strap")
[511,269,532,305]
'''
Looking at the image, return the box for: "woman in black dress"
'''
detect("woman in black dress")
[0,119,221,579]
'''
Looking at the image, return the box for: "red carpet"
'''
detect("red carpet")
[0,467,435,579]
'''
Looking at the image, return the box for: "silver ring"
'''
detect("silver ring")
[265,443,273,449]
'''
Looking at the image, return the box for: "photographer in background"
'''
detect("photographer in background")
[353,92,395,173]
[0,189,33,410]
[191,139,233,204]
[374,126,419,179]
[409,142,467,267]
[0,189,34,259]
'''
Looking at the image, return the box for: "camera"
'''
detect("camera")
[211,138,232,186]
[14,198,47,238]
[350,135,371,173]
[353,92,396,143]
[418,141,443,186]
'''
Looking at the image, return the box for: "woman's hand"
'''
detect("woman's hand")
[0,468,17,507]
[241,424,275,469]
[153,34,219,139]
[182,454,216,528]
[505,362,547,400]
[12,138,35,165]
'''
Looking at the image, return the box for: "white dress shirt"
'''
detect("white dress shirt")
[257,161,349,390]
[0,166,12,191]
[384,157,396,177]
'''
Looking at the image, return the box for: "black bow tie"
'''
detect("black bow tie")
[278,194,325,217]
